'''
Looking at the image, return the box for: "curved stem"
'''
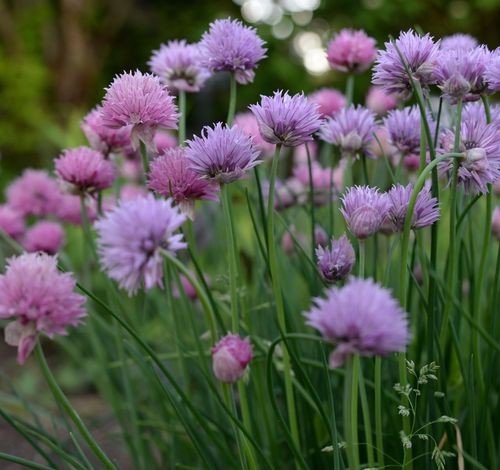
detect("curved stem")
[178,90,187,145]
[226,74,237,126]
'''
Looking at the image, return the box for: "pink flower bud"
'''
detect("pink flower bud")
[492,207,500,241]
[211,334,253,384]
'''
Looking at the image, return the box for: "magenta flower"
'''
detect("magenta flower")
[100,71,179,149]
[0,205,25,241]
[211,334,253,383]
[56,195,97,226]
[440,33,478,52]
[154,130,178,155]
[492,207,500,241]
[173,273,211,301]
[234,112,275,158]
[308,88,346,118]
[55,147,115,194]
[24,221,65,255]
[485,51,500,92]
[148,147,219,219]
[0,253,86,364]
[365,86,398,115]
[340,186,390,239]
[305,277,410,367]
[199,18,266,85]
[319,105,378,158]
[372,30,440,100]
[95,195,186,296]
[316,235,355,283]
[326,29,377,74]
[148,40,211,92]
[120,184,147,202]
[185,123,260,184]
[6,170,61,217]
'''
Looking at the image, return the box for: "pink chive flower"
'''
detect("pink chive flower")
[148,40,211,93]
[293,161,336,206]
[250,91,322,147]
[24,221,65,255]
[95,195,186,296]
[440,33,478,52]
[316,235,355,283]
[211,334,253,383]
[6,170,61,217]
[0,205,25,241]
[185,123,261,184]
[293,142,317,165]
[340,186,391,239]
[173,273,211,301]
[199,18,267,85]
[326,29,377,74]
[0,253,86,364]
[148,147,219,220]
[120,184,147,202]
[305,277,410,367]
[154,130,178,155]
[55,146,115,194]
[56,195,97,226]
[368,128,397,159]
[234,112,276,158]
[365,86,398,115]
[308,88,346,118]
[100,71,179,149]
[492,207,500,241]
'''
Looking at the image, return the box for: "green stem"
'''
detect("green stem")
[419,114,427,172]
[358,240,365,278]
[374,356,385,468]
[222,385,246,469]
[306,143,316,265]
[344,355,360,470]
[178,90,187,145]
[227,74,237,126]
[140,140,149,179]
[359,363,375,468]
[35,343,117,470]
[345,75,354,105]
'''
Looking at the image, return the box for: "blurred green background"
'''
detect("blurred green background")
[1,0,499,175]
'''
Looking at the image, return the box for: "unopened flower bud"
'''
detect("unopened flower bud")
[211,334,253,384]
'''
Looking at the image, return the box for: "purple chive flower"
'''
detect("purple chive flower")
[492,207,500,241]
[462,102,500,129]
[308,88,346,118]
[95,195,186,296]
[0,205,25,241]
[326,29,377,74]
[440,33,478,52]
[211,334,253,383]
[0,253,86,364]
[185,123,260,184]
[120,184,147,202]
[6,170,61,217]
[319,105,378,158]
[81,107,132,155]
[485,51,500,92]
[148,147,219,220]
[365,86,398,115]
[234,112,276,158]
[340,186,390,239]
[316,235,355,283]
[100,71,179,149]
[55,147,115,194]
[199,18,266,85]
[148,40,211,92]
[304,277,410,367]
[24,221,65,255]
[56,195,97,226]
[385,184,440,232]
[249,91,322,148]
[372,30,440,100]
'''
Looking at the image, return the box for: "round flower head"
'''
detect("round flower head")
[6,170,61,217]
[0,205,25,241]
[56,194,97,225]
[485,51,500,92]
[95,195,186,296]
[316,235,355,283]
[0,253,86,364]
[372,30,440,100]
[365,86,398,115]
[462,102,500,129]
[199,18,266,85]
[55,146,115,194]
[385,183,440,232]
[234,112,276,158]
[211,334,253,383]
[340,186,390,239]
[249,91,322,147]
[81,107,132,155]
[304,277,410,367]
[326,29,377,74]
[440,33,478,52]
[100,71,179,149]
[24,221,65,255]
[148,40,211,92]
[308,88,346,118]
[185,123,260,184]
[154,130,178,155]
[319,105,378,158]
[148,147,219,220]
[492,207,500,241]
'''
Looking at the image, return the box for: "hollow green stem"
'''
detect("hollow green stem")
[344,355,360,470]
[358,240,365,278]
[140,140,149,179]
[345,75,354,105]
[306,143,316,265]
[178,90,187,145]
[374,356,385,468]
[227,74,237,126]
[359,363,375,468]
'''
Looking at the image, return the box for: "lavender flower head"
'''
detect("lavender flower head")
[100,71,179,149]
[340,186,390,239]
[211,334,253,384]
[308,88,346,118]
[304,277,410,367]
[199,18,266,85]
[95,195,186,296]
[234,112,275,157]
[185,123,260,184]
[319,105,378,158]
[148,147,219,219]
[386,184,440,232]
[440,33,478,52]
[485,50,500,92]
[326,29,377,74]
[0,253,86,364]
[365,86,398,115]
[24,221,65,255]
[0,205,25,241]
[7,170,61,217]
[316,235,355,283]
[462,102,500,128]
[249,91,322,147]
[372,30,440,100]
[148,40,211,93]
[55,146,115,194]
